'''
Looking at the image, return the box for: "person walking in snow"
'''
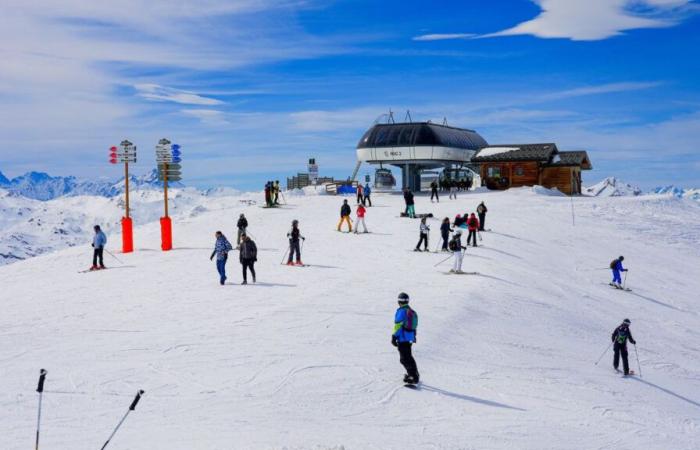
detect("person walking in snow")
[466,213,480,247]
[611,318,637,375]
[356,183,364,205]
[430,180,439,203]
[440,217,452,251]
[274,180,280,205]
[392,292,419,384]
[404,188,416,218]
[477,202,487,231]
[338,199,353,232]
[210,231,233,285]
[236,213,248,246]
[449,229,467,273]
[354,203,368,234]
[363,183,372,206]
[610,256,628,289]
[90,225,107,270]
[414,217,430,251]
[287,219,305,265]
[239,234,257,284]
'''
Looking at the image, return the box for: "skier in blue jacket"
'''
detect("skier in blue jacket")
[90,225,107,270]
[210,231,233,285]
[363,183,372,206]
[391,292,419,384]
[610,256,628,289]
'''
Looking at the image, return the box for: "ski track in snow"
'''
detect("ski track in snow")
[1,188,699,449]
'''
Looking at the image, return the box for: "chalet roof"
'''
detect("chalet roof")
[471,143,558,162]
[547,151,592,170]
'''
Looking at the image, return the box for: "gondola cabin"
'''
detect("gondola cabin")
[472,143,592,195]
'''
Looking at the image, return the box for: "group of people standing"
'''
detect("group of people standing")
[264,180,281,207]
[356,183,372,206]
[210,214,258,285]
[338,198,370,233]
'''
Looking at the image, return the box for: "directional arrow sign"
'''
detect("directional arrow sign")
[158,176,182,182]
[158,163,181,170]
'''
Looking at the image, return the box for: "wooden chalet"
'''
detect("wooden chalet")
[471,143,592,195]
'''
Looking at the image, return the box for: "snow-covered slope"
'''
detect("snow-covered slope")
[583,177,643,197]
[652,185,700,201]
[1,188,699,449]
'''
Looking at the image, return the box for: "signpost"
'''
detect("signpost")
[109,140,137,253]
[155,139,182,251]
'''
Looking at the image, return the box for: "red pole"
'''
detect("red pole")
[122,161,134,253]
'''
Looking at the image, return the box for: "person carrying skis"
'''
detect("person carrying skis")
[236,213,248,246]
[392,292,419,384]
[430,180,439,203]
[363,183,372,206]
[239,234,257,284]
[210,231,233,285]
[338,199,353,232]
[287,219,305,265]
[466,213,480,247]
[414,217,430,251]
[449,229,467,273]
[440,217,453,251]
[90,225,107,270]
[356,183,364,205]
[354,203,368,234]
[611,318,637,376]
[610,256,628,289]
[477,202,487,231]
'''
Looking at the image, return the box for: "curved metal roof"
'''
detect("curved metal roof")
[357,122,488,150]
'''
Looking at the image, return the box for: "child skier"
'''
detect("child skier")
[287,219,305,265]
[610,256,628,289]
[414,217,430,251]
[440,217,452,251]
[210,231,233,285]
[449,229,466,273]
[611,318,637,376]
[90,225,107,270]
[354,203,368,233]
[338,199,353,232]
[466,213,480,247]
[391,292,419,384]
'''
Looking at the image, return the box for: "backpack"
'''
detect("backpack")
[616,326,629,344]
[610,259,618,269]
[403,307,418,332]
[449,237,461,252]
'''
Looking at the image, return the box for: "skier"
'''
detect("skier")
[449,229,466,273]
[449,181,457,200]
[210,231,233,285]
[440,217,452,251]
[236,213,248,246]
[356,183,364,205]
[363,182,372,207]
[477,202,487,231]
[430,180,439,203]
[610,256,628,289]
[264,182,272,207]
[404,188,415,218]
[466,213,479,247]
[414,217,430,251]
[90,225,107,270]
[611,319,637,376]
[391,292,419,384]
[354,203,368,234]
[274,180,280,205]
[338,199,353,232]
[239,234,257,284]
[286,219,305,265]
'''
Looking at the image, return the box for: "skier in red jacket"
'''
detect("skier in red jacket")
[466,213,479,247]
[354,204,368,234]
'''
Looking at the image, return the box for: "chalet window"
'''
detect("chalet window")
[514,166,524,176]
[487,167,501,178]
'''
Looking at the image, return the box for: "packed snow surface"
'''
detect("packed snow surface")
[1,188,699,449]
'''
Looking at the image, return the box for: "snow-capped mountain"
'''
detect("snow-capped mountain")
[651,185,700,201]
[583,176,643,197]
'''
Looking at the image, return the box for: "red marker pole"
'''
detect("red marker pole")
[161,162,172,251]
[122,160,134,253]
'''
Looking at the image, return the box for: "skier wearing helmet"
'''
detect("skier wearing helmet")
[612,318,637,376]
[286,220,305,265]
[610,256,628,289]
[391,293,419,384]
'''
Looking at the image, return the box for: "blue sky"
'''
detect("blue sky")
[0,0,699,189]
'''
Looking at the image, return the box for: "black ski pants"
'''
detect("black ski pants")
[398,342,419,380]
[241,259,256,282]
[288,240,301,263]
[92,247,104,267]
[364,195,371,206]
[441,232,449,250]
[467,230,478,247]
[415,233,428,250]
[613,343,630,374]
[431,189,439,202]
[478,213,486,231]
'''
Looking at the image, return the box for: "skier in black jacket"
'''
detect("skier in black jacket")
[612,318,637,375]
[476,202,487,231]
[338,199,352,232]
[287,220,305,265]
[236,213,248,246]
[440,217,452,251]
[239,234,257,284]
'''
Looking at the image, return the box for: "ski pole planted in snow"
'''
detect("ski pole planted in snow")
[100,390,144,450]
[634,344,642,378]
[35,369,47,450]
[594,341,613,366]
[105,248,125,266]
[433,253,453,267]
[623,271,629,290]
[280,246,289,265]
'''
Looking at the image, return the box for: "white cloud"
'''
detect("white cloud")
[136,84,223,106]
[540,81,663,100]
[413,33,475,41]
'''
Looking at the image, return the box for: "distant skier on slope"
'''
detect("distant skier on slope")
[610,256,628,289]
[356,183,364,205]
[611,318,637,376]
[236,213,248,246]
[414,217,430,251]
[338,199,353,232]
[440,217,453,251]
[363,182,372,206]
[466,213,480,247]
[286,219,305,265]
[90,225,107,271]
[477,201,487,231]
[392,292,420,385]
[264,182,272,207]
[354,203,368,234]
[210,231,233,285]
[239,234,257,284]
[273,180,280,205]
[449,229,467,273]
[430,180,439,203]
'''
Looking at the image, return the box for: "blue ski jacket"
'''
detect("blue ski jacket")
[364,185,371,195]
[393,306,416,343]
[212,236,233,260]
[613,260,626,272]
[93,231,107,248]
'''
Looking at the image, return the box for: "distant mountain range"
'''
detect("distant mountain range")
[0,169,181,201]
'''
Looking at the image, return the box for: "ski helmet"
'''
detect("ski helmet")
[619,256,624,261]
[623,318,631,325]
[292,219,299,225]
[397,292,409,304]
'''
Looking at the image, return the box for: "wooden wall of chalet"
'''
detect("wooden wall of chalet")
[480,162,583,195]
[540,166,581,195]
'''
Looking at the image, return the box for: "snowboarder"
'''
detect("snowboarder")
[210,231,233,285]
[236,213,248,246]
[354,203,368,234]
[477,202,487,231]
[90,225,107,270]
[611,318,637,376]
[239,234,257,284]
[610,256,628,289]
[363,183,372,207]
[440,217,452,251]
[392,292,419,384]
[338,199,353,232]
[430,180,439,203]
[356,183,364,205]
[449,230,466,273]
[287,220,305,265]
[466,213,480,247]
[414,217,430,251]
[404,188,415,218]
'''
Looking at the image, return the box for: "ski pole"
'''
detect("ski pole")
[623,271,629,290]
[634,344,642,378]
[35,369,47,450]
[104,248,124,265]
[594,341,613,366]
[478,231,483,242]
[433,252,453,267]
[100,390,144,450]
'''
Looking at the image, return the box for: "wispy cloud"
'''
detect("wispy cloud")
[540,81,663,100]
[412,33,475,41]
[135,84,223,106]
[181,109,228,124]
